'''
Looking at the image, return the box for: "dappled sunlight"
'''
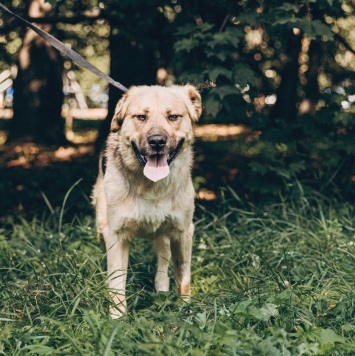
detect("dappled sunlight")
[195,190,217,201]
[0,141,94,168]
[0,123,257,217]
[54,146,93,161]
[195,124,259,142]
[0,122,258,215]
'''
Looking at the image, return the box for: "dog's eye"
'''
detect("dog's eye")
[136,115,147,122]
[168,115,180,122]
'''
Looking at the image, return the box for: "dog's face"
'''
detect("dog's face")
[110,85,202,182]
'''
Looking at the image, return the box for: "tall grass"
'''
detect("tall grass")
[1,189,354,355]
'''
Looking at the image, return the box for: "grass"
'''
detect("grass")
[1,187,355,355]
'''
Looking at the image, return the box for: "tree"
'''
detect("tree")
[170,0,354,197]
[1,0,354,197]
[6,0,67,145]
[95,0,169,151]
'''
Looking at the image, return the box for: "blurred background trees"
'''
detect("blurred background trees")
[8,0,66,144]
[0,0,354,199]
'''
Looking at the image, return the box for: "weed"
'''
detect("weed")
[0,190,354,354]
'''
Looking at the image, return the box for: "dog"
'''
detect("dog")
[92,85,202,318]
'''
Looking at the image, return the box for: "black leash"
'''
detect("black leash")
[0,2,128,93]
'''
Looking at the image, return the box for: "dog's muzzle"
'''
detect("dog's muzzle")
[131,139,185,182]
[131,139,184,167]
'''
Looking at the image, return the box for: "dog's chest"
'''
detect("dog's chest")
[109,192,187,239]
[104,166,194,239]
[126,203,182,238]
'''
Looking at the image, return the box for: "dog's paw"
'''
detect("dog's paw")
[155,274,170,292]
[109,305,126,319]
[181,294,191,303]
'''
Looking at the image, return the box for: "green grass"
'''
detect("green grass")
[1,188,355,355]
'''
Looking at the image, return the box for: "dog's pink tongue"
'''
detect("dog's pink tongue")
[143,155,170,182]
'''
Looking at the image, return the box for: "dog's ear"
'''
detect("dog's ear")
[110,94,128,132]
[185,85,202,122]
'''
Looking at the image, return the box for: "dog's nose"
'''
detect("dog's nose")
[148,134,167,151]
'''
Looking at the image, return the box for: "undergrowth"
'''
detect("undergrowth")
[1,188,355,355]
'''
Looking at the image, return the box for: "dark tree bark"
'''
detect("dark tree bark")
[298,2,323,117]
[8,0,67,145]
[299,38,322,116]
[305,39,322,103]
[95,32,158,152]
[95,2,167,152]
[94,0,237,152]
[270,30,303,123]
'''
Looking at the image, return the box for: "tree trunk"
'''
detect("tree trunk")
[95,32,158,151]
[270,30,302,123]
[299,39,322,116]
[8,0,67,145]
[95,2,168,152]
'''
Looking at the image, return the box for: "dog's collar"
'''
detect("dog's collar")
[131,139,185,167]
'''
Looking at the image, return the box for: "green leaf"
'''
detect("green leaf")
[272,17,303,26]
[233,64,258,87]
[229,300,253,315]
[237,12,260,26]
[179,72,205,85]
[288,161,306,174]
[212,85,239,100]
[297,343,320,355]
[311,20,334,40]
[259,338,284,356]
[207,27,243,49]
[341,324,355,332]
[195,311,208,330]
[248,307,266,320]
[68,240,81,250]
[21,345,57,354]
[317,328,344,345]
[197,23,215,33]
[273,18,334,40]
[267,290,294,305]
[205,48,230,61]
[277,3,298,11]
[204,95,221,117]
[175,24,196,36]
[267,5,299,25]
[259,303,279,320]
[207,66,232,81]
[214,321,230,337]
[249,162,270,175]
[174,38,200,53]
[316,328,345,354]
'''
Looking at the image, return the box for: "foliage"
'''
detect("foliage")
[1,190,355,354]
[172,1,351,117]
[241,89,355,198]
[1,0,354,197]
[174,23,256,123]
[0,0,111,108]
[1,2,354,352]
[170,0,355,198]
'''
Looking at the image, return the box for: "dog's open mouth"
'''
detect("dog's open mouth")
[132,139,184,182]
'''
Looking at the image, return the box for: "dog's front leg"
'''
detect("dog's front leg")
[153,236,171,292]
[106,236,129,318]
[170,223,194,301]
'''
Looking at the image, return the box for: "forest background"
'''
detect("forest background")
[0,0,354,212]
[1,1,355,354]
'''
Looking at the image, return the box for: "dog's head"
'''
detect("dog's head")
[110,85,202,182]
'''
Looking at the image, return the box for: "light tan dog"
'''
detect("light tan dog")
[92,85,202,318]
